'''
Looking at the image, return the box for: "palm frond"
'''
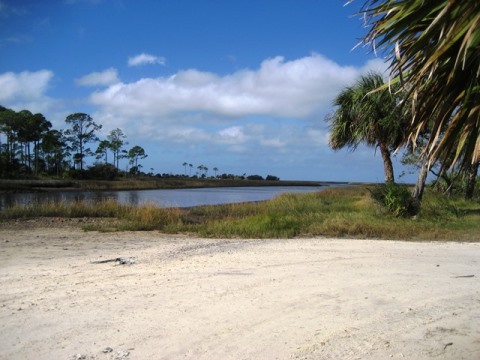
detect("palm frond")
[360,0,480,167]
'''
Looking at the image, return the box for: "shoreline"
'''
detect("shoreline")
[0,226,478,359]
[0,178,347,194]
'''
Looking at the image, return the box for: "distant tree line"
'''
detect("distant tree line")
[0,106,148,179]
[180,162,279,181]
[0,105,281,182]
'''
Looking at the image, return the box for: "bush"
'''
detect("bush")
[0,155,31,178]
[370,182,416,217]
[266,175,280,181]
[87,163,119,180]
[64,169,87,179]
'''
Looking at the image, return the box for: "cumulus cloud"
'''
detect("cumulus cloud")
[128,53,166,67]
[0,70,53,102]
[90,54,387,159]
[75,67,119,86]
[216,126,248,144]
[92,54,386,122]
[0,69,54,104]
[0,69,60,116]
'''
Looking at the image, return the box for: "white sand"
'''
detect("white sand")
[0,227,479,359]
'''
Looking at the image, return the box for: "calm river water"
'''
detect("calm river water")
[0,185,332,211]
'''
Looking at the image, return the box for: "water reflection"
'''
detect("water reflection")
[0,185,330,211]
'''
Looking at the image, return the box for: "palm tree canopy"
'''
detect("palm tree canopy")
[327,72,407,182]
[327,72,406,150]
[360,0,480,167]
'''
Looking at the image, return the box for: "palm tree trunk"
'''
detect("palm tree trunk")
[465,161,479,199]
[412,155,429,203]
[379,143,394,182]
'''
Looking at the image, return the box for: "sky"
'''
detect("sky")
[0,0,417,182]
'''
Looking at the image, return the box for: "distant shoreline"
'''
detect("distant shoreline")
[0,178,356,194]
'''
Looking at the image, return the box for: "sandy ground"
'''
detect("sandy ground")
[0,225,479,360]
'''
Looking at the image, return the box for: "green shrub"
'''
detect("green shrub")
[86,163,119,180]
[370,182,416,217]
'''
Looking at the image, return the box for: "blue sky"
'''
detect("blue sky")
[0,0,416,182]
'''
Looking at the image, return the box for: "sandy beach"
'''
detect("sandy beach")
[0,225,479,359]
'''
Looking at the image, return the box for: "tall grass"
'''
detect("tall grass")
[2,199,121,219]
[115,203,184,231]
[1,186,479,241]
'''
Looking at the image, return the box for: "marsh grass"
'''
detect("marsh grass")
[115,203,184,231]
[2,199,121,219]
[1,186,479,240]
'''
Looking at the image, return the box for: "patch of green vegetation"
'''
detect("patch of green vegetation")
[1,186,479,241]
[369,182,417,216]
[1,198,121,219]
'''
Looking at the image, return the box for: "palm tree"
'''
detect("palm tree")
[327,72,407,182]
[360,0,480,171]
[182,162,188,175]
[465,161,479,199]
[197,165,205,178]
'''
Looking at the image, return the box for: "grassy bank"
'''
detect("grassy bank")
[1,186,479,241]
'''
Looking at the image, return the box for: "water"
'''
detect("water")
[0,185,331,211]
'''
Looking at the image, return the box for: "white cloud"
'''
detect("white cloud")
[128,53,166,67]
[164,126,211,143]
[92,54,386,122]
[0,70,58,113]
[217,126,248,144]
[75,67,119,87]
[260,138,286,148]
[90,54,387,161]
[0,70,53,102]
[305,128,330,147]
